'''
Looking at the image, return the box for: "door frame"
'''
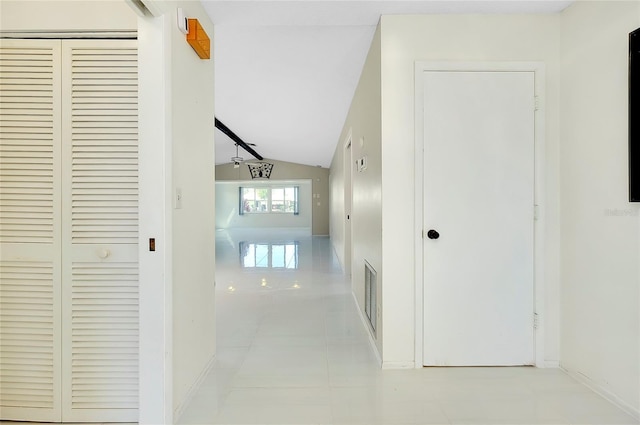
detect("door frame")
[413,61,547,368]
[344,130,353,278]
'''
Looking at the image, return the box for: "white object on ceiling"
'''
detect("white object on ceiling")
[205,0,573,167]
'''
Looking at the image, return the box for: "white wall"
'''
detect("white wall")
[137,12,172,425]
[216,180,312,232]
[378,14,562,367]
[0,0,136,33]
[330,24,382,355]
[560,1,640,416]
[164,1,217,418]
[138,1,217,422]
[331,5,639,414]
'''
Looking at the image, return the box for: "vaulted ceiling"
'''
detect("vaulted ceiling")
[205,0,573,168]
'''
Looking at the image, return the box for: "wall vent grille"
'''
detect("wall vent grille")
[364,261,376,336]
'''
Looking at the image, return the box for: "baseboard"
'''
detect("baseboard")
[350,291,382,367]
[173,353,217,423]
[544,360,560,368]
[561,366,640,420]
[382,361,416,369]
[349,292,414,370]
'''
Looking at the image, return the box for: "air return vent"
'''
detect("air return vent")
[364,261,377,335]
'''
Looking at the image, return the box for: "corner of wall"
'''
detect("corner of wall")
[150,0,217,416]
[329,19,384,359]
[559,0,640,416]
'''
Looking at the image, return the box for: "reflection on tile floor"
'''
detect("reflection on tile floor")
[178,229,639,425]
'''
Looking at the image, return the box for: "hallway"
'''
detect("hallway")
[178,230,638,425]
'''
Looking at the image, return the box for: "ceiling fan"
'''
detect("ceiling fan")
[214,118,272,177]
[231,143,263,168]
[231,143,274,178]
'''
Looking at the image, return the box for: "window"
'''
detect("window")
[239,186,299,215]
[241,187,269,213]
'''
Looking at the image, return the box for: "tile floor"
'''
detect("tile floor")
[177,229,639,425]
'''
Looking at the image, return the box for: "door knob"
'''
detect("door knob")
[98,248,111,259]
[427,229,440,240]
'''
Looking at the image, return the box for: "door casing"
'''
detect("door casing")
[413,61,547,368]
[344,132,353,278]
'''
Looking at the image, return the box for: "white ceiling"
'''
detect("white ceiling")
[205,0,573,167]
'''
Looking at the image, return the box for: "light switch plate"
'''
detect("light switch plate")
[357,156,368,172]
[175,187,183,209]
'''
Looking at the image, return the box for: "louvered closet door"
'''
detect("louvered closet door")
[0,39,63,422]
[60,40,138,422]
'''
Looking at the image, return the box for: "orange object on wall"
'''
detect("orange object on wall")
[186,18,210,59]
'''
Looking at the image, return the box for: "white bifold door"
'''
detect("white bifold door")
[422,70,535,366]
[0,39,139,422]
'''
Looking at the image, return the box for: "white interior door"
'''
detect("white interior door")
[422,70,535,366]
[60,40,139,422]
[0,39,63,422]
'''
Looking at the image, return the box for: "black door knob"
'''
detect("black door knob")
[427,229,440,240]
